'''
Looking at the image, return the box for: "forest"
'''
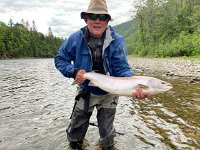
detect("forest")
[1,0,200,58]
[0,19,63,59]
[116,0,200,57]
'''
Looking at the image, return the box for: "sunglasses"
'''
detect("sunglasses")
[87,13,109,21]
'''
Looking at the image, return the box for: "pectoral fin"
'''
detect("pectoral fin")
[137,84,149,90]
[71,81,76,85]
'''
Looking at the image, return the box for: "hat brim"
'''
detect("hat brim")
[81,11,113,21]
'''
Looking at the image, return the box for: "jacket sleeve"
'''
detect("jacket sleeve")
[54,36,77,78]
[111,36,134,77]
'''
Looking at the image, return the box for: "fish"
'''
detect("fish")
[82,72,173,96]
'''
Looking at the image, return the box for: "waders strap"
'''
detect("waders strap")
[70,101,77,119]
[70,90,90,119]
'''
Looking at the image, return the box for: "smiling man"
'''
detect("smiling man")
[54,0,150,150]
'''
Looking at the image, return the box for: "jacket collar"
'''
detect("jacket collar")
[81,25,114,52]
[103,26,114,50]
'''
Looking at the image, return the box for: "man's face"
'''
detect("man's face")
[85,14,109,38]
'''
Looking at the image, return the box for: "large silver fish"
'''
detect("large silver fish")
[83,72,173,96]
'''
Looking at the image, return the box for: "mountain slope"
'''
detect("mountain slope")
[114,19,137,39]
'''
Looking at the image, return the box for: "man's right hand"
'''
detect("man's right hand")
[132,88,153,100]
[75,69,86,85]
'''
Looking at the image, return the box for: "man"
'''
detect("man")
[54,0,150,149]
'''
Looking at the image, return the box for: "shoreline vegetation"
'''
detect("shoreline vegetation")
[115,0,200,57]
[0,20,64,59]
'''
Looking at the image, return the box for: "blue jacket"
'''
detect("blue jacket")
[54,26,134,95]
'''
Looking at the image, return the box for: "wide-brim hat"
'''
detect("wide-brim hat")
[81,0,112,21]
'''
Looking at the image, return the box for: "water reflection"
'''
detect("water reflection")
[0,59,199,150]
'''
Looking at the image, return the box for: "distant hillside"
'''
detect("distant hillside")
[114,19,137,39]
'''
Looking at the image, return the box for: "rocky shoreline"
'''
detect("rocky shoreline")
[128,57,200,82]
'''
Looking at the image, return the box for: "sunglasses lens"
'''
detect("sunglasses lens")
[87,13,109,21]
[88,13,98,20]
[99,14,108,21]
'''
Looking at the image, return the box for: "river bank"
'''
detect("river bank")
[128,57,200,82]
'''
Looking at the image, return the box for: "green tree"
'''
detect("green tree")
[128,0,200,57]
[0,20,63,59]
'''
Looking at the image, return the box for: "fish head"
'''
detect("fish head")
[146,78,173,94]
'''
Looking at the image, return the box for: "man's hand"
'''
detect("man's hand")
[75,69,86,85]
[132,88,152,100]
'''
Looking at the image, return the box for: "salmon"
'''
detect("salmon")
[83,72,173,96]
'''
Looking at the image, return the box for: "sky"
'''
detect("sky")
[0,0,138,38]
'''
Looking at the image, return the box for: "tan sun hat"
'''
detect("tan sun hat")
[81,0,112,21]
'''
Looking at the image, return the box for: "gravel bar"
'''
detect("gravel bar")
[128,57,200,82]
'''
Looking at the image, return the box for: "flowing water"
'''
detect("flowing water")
[0,59,199,150]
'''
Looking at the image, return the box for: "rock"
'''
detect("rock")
[166,72,175,76]
[189,77,200,83]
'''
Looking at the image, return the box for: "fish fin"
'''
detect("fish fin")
[137,84,149,90]
[71,81,76,85]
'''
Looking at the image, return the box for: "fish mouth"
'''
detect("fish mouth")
[165,83,173,91]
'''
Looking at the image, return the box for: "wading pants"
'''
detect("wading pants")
[67,92,118,149]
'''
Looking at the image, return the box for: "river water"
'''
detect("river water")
[0,59,199,150]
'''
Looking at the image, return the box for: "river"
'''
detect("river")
[0,59,199,150]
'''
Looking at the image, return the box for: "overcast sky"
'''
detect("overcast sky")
[0,0,138,38]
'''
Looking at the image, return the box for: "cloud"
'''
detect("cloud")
[0,0,136,38]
